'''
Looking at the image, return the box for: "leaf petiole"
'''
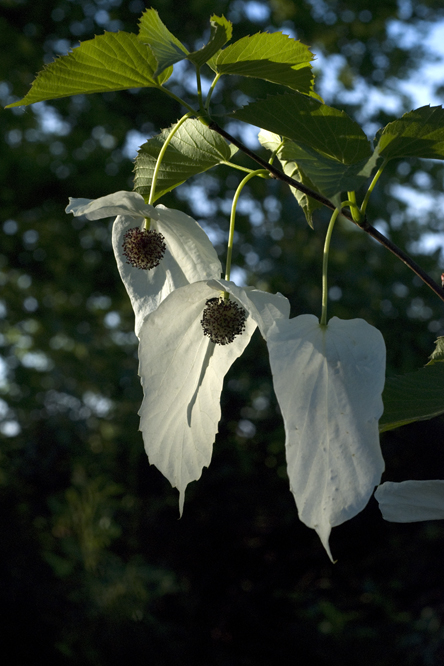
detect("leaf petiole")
[158,85,197,115]
[205,72,222,112]
[360,158,389,216]
[147,112,193,208]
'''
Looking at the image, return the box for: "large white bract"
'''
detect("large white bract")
[266,315,386,560]
[375,480,444,522]
[66,191,222,336]
[138,278,290,514]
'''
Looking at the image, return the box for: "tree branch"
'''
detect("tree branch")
[209,120,444,306]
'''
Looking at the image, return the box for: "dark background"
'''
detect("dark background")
[2,0,444,663]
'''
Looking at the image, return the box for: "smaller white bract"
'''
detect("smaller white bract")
[375,480,444,522]
[137,278,291,515]
[66,191,222,336]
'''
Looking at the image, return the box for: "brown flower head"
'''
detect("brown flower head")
[122,227,166,270]
[201,297,247,345]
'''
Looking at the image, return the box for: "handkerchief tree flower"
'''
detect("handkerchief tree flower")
[9,7,444,560]
[66,191,222,337]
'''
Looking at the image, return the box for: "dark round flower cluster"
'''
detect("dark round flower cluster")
[122,227,166,269]
[201,297,247,345]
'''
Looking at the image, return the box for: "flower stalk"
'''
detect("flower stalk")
[320,208,340,327]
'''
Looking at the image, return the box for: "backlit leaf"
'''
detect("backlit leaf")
[138,8,188,76]
[426,335,444,365]
[212,32,314,94]
[134,118,237,201]
[7,32,171,107]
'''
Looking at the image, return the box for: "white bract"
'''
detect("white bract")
[66,191,222,336]
[266,315,386,560]
[138,278,290,514]
[375,480,444,522]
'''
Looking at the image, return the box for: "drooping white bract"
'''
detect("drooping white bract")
[266,315,386,560]
[375,480,444,522]
[66,191,222,336]
[137,278,290,514]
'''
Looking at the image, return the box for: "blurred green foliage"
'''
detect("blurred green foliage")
[2,0,444,663]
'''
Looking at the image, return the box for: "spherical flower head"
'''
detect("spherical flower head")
[201,296,247,345]
[122,227,166,270]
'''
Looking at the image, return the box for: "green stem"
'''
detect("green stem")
[148,112,193,206]
[320,208,340,327]
[205,72,221,112]
[360,158,389,216]
[219,161,264,175]
[225,169,269,282]
[158,86,197,115]
[347,191,362,223]
[268,141,284,166]
[195,66,204,113]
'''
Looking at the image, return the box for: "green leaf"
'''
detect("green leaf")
[427,336,444,365]
[232,92,372,163]
[279,139,379,199]
[375,106,444,161]
[379,363,444,433]
[6,32,171,108]
[279,158,325,227]
[212,32,314,94]
[138,8,188,76]
[257,128,283,155]
[258,130,322,226]
[134,118,237,201]
[233,93,378,199]
[187,15,232,68]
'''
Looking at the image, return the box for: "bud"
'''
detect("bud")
[201,297,247,345]
[122,227,166,270]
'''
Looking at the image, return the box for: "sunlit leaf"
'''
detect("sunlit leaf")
[375,480,444,522]
[212,32,314,94]
[374,105,444,161]
[134,118,237,201]
[138,7,189,76]
[266,315,386,560]
[426,335,444,365]
[7,32,171,107]
[258,129,322,227]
